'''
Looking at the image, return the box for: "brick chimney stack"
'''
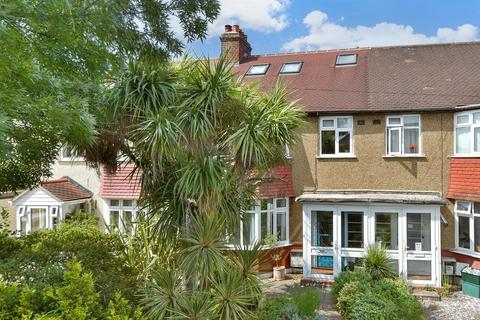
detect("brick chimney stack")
[220,24,252,65]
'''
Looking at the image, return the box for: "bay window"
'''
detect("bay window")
[455,200,480,254]
[454,111,480,155]
[233,197,289,247]
[320,116,353,156]
[107,199,137,234]
[386,115,421,155]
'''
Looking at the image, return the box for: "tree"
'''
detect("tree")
[0,0,220,192]
[90,56,304,319]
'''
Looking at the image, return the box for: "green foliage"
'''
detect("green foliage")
[257,288,321,320]
[0,262,143,319]
[0,0,220,192]
[334,271,423,320]
[0,216,137,303]
[361,244,397,281]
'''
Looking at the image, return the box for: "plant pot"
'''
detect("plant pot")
[273,266,286,281]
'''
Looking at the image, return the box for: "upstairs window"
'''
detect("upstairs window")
[320,116,353,156]
[108,199,137,235]
[386,115,421,156]
[280,62,303,74]
[60,146,84,161]
[454,110,480,155]
[336,54,357,66]
[245,64,270,75]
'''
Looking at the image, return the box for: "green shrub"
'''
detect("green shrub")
[336,281,363,318]
[258,296,291,320]
[290,288,320,317]
[332,270,372,299]
[362,244,397,281]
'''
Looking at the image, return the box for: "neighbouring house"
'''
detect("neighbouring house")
[4,25,480,287]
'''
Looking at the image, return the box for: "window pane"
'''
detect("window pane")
[459,216,471,249]
[246,64,269,75]
[404,115,420,127]
[261,211,268,239]
[404,128,419,154]
[407,260,432,281]
[407,213,431,251]
[280,62,302,73]
[20,215,27,233]
[311,255,334,275]
[321,131,335,154]
[124,211,133,234]
[110,199,120,207]
[337,117,352,128]
[341,211,364,248]
[457,201,470,212]
[31,208,47,232]
[276,212,287,241]
[260,199,272,210]
[375,212,398,250]
[389,129,400,153]
[474,202,480,214]
[475,128,480,152]
[338,131,351,153]
[336,54,357,65]
[342,257,362,272]
[243,212,256,246]
[457,114,470,124]
[322,119,334,128]
[123,199,133,207]
[276,198,287,208]
[387,117,401,126]
[110,210,120,230]
[312,211,333,247]
[456,127,470,153]
[475,217,480,253]
[474,112,480,124]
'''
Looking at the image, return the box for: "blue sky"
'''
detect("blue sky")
[181,0,480,57]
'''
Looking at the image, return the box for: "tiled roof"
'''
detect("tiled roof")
[258,165,295,199]
[100,164,141,199]
[447,158,480,202]
[41,177,92,202]
[236,42,480,113]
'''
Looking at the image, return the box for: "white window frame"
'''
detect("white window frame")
[106,199,137,235]
[245,63,270,76]
[60,146,84,162]
[235,197,289,248]
[385,115,422,156]
[454,200,480,255]
[454,110,480,156]
[319,116,354,157]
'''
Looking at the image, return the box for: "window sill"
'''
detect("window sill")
[383,154,426,158]
[450,248,480,259]
[448,154,480,158]
[224,242,292,250]
[316,155,356,159]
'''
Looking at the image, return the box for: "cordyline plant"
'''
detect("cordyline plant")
[84,56,304,319]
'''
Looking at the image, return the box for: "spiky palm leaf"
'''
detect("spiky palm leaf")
[362,243,397,280]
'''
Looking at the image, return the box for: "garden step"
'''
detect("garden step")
[414,290,441,302]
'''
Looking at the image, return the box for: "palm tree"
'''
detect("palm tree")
[87,55,305,319]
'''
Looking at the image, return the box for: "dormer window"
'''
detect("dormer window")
[280,62,303,74]
[336,54,357,66]
[245,64,270,75]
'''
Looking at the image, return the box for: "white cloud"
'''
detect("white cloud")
[283,10,478,52]
[207,0,290,37]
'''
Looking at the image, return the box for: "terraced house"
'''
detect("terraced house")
[4,25,480,288]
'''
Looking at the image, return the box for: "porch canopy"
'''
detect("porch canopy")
[296,190,447,205]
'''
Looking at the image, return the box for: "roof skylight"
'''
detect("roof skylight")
[280,62,303,74]
[245,64,270,75]
[336,54,357,66]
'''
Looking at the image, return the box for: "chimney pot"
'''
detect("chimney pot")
[225,24,232,32]
[233,25,240,32]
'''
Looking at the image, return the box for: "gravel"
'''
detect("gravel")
[423,292,480,320]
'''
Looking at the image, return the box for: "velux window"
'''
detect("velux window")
[336,54,357,66]
[455,201,480,253]
[454,110,480,155]
[280,62,302,74]
[245,64,269,75]
[386,115,421,155]
[320,117,353,156]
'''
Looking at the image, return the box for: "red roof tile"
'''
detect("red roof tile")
[41,177,92,202]
[235,42,480,113]
[447,158,480,202]
[258,165,295,199]
[100,164,141,199]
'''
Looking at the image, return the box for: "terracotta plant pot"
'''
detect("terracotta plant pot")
[273,266,286,281]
